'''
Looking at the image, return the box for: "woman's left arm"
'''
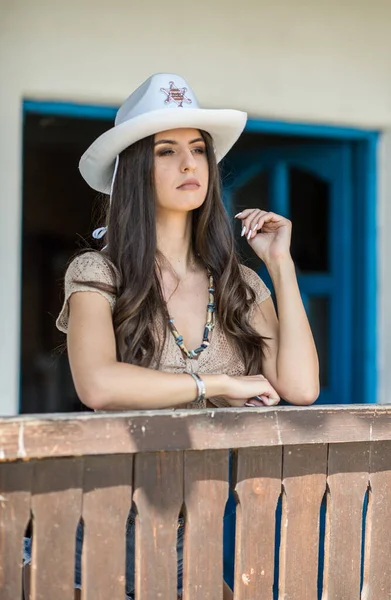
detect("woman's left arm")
[236,209,320,406]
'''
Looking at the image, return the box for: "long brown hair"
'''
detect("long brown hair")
[82,131,268,374]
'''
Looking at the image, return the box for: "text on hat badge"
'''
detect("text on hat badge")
[160,81,192,108]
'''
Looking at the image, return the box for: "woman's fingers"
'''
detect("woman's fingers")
[257,379,280,404]
[226,374,279,407]
[245,394,280,407]
[236,210,263,238]
[246,212,266,239]
[244,376,280,407]
[236,210,278,240]
[259,394,280,406]
[244,400,263,407]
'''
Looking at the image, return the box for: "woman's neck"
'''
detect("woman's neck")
[156,212,196,279]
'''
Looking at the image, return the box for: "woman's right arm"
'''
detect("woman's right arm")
[67,291,279,410]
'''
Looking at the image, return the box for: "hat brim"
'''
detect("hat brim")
[79,108,247,194]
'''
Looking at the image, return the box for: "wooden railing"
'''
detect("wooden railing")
[1,405,391,599]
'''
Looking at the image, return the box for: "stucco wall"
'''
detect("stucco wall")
[1,0,391,413]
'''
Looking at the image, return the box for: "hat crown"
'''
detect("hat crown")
[115,73,200,126]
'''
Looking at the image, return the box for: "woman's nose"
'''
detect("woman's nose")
[181,150,197,172]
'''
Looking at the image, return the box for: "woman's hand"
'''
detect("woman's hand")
[235,209,292,265]
[223,374,280,408]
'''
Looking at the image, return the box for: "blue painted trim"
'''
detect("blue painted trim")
[332,144,353,404]
[246,118,379,142]
[348,138,379,405]
[360,137,378,404]
[23,100,117,121]
[23,100,380,143]
[270,162,289,217]
[297,276,333,295]
[366,137,378,404]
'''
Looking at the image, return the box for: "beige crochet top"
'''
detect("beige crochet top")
[56,252,271,409]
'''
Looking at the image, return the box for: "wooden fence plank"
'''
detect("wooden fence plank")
[82,455,133,600]
[30,458,83,600]
[182,450,229,600]
[323,442,369,600]
[279,444,328,600]
[233,446,282,600]
[362,441,391,600]
[133,451,183,600]
[0,461,32,600]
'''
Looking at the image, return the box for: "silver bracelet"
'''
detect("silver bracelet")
[187,372,206,404]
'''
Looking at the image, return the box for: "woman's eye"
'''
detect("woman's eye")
[157,148,174,156]
[192,147,206,154]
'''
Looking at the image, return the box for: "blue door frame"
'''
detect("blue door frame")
[23,100,379,403]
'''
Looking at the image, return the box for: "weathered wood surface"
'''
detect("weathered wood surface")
[182,450,229,600]
[362,440,391,600]
[279,444,327,600]
[0,461,32,600]
[1,405,391,460]
[133,451,183,600]
[82,455,132,600]
[233,446,282,600]
[30,458,83,600]
[323,442,369,600]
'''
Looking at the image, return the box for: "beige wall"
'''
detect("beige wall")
[1,0,391,414]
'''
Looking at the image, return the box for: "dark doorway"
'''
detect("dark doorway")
[20,112,111,414]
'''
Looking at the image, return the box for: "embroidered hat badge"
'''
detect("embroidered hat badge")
[160,81,192,108]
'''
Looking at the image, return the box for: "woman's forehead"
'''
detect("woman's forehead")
[154,128,203,142]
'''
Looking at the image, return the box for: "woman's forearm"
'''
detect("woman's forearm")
[79,362,228,411]
[267,257,320,404]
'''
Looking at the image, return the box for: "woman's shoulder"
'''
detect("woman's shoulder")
[238,264,271,304]
[65,251,117,286]
[57,251,118,334]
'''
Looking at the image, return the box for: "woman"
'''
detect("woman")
[24,73,319,599]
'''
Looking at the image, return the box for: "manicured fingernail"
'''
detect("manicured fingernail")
[234,212,242,218]
[253,223,259,231]
[247,229,252,240]
[241,226,246,236]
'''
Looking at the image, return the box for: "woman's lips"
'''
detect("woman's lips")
[178,183,200,190]
[177,178,200,190]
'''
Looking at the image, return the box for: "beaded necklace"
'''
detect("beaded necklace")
[167,272,215,359]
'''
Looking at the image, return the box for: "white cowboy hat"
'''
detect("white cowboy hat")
[79,73,247,194]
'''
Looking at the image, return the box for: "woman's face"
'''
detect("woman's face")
[154,128,209,213]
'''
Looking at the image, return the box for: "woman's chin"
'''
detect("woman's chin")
[160,197,206,212]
